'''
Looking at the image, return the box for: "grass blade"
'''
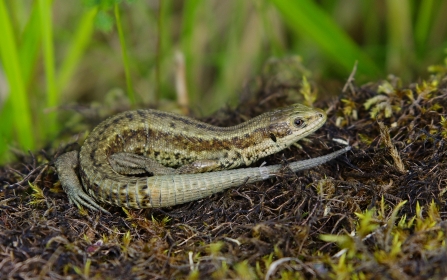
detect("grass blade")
[38,0,58,136]
[57,6,98,93]
[180,0,204,104]
[19,1,41,85]
[414,0,434,56]
[385,0,413,78]
[114,3,135,105]
[270,0,381,78]
[0,0,34,151]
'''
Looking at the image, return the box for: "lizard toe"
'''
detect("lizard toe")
[68,190,110,214]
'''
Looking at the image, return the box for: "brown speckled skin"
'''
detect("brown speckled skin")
[58,104,351,211]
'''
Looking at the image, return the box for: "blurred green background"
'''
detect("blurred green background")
[1,0,446,164]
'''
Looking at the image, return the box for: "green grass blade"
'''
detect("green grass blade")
[156,0,174,101]
[270,0,381,77]
[0,0,34,150]
[414,0,434,56]
[180,0,204,104]
[361,0,381,49]
[385,0,413,78]
[57,6,98,93]
[255,0,283,56]
[0,98,14,163]
[38,0,58,136]
[114,3,135,105]
[18,1,41,84]
[212,0,247,109]
[0,1,41,163]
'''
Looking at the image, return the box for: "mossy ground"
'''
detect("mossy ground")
[1,68,447,279]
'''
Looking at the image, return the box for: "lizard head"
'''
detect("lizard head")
[266,103,327,147]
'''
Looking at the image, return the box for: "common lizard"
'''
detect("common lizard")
[55,103,350,213]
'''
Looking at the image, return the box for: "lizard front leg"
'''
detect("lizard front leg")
[55,151,109,213]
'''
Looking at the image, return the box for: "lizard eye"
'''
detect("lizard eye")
[294,118,305,128]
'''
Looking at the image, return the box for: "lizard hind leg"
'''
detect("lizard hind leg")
[55,151,109,213]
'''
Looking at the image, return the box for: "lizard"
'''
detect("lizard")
[55,103,351,213]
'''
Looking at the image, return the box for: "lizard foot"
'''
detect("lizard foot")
[55,151,110,214]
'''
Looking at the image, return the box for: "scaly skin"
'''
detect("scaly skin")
[55,104,350,213]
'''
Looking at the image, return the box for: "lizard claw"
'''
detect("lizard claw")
[55,151,110,214]
[67,188,110,214]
